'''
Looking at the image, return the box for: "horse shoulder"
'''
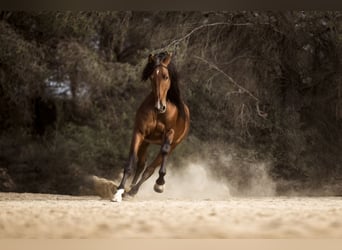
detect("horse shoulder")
[134,104,157,136]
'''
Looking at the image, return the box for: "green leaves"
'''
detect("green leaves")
[1,11,342,194]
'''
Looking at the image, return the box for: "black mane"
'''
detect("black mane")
[142,52,186,118]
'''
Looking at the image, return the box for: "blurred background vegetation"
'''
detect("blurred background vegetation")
[0,11,341,195]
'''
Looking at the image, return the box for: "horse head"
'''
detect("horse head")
[148,52,172,114]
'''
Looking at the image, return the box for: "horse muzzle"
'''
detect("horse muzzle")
[155,101,167,114]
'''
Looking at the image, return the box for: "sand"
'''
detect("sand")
[0,192,342,238]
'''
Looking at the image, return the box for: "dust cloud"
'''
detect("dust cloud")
[138,162,231,200]
[216,153,277,196]
[137,147,276,200]
[91,143,278,200]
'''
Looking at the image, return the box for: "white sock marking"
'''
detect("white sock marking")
[112,188,124,202]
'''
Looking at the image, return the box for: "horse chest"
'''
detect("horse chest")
[147,119,163,136]
[144,119,172,144]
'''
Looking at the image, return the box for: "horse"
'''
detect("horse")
[112,51,190,202]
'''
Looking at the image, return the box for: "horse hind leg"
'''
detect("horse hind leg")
[128,154,163,196]
[128,146,171,196]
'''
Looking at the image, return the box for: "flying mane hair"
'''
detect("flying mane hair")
[141,52,186,118]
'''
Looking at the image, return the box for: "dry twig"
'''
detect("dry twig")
[194,55,268,119]
[155,22,261,52]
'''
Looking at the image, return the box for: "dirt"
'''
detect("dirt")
[0,191,342,238]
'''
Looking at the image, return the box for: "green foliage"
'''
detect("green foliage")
[0,11,341,194]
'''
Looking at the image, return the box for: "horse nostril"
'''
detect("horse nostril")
[155,102,166,113]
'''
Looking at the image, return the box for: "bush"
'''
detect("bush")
[1,11,341,195]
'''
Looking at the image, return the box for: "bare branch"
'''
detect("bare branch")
[194,55,259,101]
[155,22,261,52]
[194,55,268,119]
[256,102,268,119]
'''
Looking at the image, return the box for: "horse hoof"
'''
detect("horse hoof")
[127,186,138,196]
[111,189,124,202]
[154,183,165,193]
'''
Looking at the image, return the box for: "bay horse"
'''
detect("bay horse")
[112,51,190,202]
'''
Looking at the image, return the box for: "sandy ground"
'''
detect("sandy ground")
[0,192,342,238]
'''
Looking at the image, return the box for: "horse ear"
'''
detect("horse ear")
[148,54,154,63]
[163,52,172,66]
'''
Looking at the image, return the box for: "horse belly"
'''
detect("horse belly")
[144,132,164,144]
[144,137,163,144]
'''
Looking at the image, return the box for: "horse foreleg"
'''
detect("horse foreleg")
[112,154,134,202]
[131,142,149,187]
[154,129,175,193]
[112,132,143,202]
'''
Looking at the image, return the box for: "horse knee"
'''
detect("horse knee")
[124,155,135,175]
[124,169,132,177]
[161,142,171,155]
[124,165,133,176]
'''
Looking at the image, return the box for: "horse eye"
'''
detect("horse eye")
[163,75,169,80]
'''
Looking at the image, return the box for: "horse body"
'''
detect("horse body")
[112,52,190,202]
[137,93,189,144]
